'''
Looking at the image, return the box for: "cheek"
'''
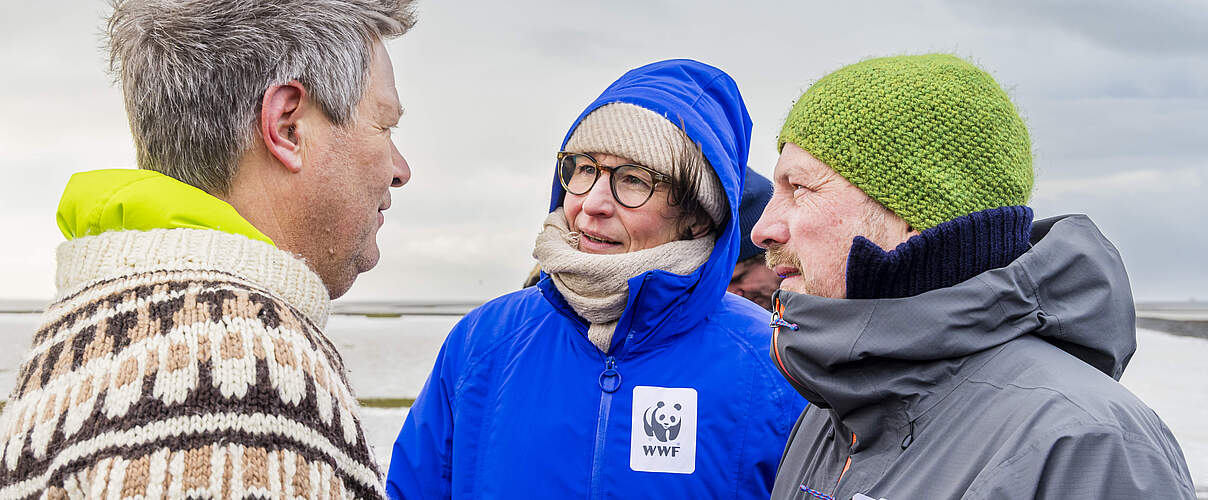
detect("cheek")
[372,139,396,178]
[349,139,390,204]
[317,177,373,239]
[785,215,834,262]
[340,134,388,188]
[563,196,584,227]
[628,209,678,243]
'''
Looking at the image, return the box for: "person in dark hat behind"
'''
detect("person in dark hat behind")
[727,168,780,311]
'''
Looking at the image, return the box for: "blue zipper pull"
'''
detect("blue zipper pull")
[770,295,799,331]
[598,356,621,393]
[770,308,799,331]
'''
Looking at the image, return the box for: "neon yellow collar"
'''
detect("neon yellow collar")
[56,169,274,246]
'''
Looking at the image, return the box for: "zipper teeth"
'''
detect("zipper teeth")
[829,433,855,498]
[589,277,641,499]
[832,455,852,497]
[775,295,849,500]
[772,332,806,388]
[589,392,613,499]
[588,355,616,500]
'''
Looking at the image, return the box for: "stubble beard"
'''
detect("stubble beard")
[766,244,850,298]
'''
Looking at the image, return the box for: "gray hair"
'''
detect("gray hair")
[105,0,417,195]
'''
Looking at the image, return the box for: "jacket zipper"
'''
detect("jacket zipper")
[589,354,621,500]
[587,276,643,500]
[830,433,855,498]
[799,433,854,500]
[774,292,854,500]
[769,296,804,389]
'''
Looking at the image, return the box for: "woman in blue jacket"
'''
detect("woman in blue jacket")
[387,59,805,499]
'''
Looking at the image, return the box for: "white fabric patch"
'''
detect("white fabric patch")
[630,386,697,474]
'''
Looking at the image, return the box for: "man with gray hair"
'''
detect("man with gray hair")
[0,1,415,497]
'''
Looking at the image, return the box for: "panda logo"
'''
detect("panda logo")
[643,400,683,442]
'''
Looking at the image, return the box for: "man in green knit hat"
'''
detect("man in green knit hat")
[753,54,1194,499]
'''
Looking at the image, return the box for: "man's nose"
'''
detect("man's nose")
[580,173,615,216]
[750,201,787,249]
[391,141,410,188]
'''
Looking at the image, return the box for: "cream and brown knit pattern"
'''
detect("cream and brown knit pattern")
[55,228,331,330]
[0,229,384,499]
[564,102,726,224]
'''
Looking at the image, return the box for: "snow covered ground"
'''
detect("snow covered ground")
[1,313,1205,494]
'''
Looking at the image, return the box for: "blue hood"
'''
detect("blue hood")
[542,59,753,352]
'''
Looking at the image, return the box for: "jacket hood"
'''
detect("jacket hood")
[773,215,1135,432]
[57,169,273,245]
[540,59,752,352]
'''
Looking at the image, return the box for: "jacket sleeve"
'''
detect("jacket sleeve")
[968,425,1197,500]
[385,326,465,500]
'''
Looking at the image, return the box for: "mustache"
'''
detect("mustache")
[763,244,802,275]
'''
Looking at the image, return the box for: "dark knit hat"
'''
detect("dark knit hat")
[778,54,1033,230]
[737,168,772,262]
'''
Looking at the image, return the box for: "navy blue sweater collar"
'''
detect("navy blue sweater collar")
[846,206,1034,299]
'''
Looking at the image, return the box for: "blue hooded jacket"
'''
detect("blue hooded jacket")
[387,59,805,499]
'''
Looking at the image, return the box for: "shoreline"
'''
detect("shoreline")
[2,301,1206,338]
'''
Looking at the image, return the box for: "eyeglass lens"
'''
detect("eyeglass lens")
[558,154,656,208]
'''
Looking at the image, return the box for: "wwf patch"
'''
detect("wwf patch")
[630,385,697,474]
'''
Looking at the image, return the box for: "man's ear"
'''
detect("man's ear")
[260,81,308,173]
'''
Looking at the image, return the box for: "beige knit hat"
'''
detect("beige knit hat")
[563,102,726,224]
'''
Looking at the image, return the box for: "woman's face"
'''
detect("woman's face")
[564,152,683,254]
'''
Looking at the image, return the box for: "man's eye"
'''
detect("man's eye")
[577,165,597,175]
[792,181,823,195]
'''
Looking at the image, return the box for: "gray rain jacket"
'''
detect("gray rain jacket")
[770,215,1195,499]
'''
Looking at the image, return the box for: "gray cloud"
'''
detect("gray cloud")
[1,0,1204,302]
[947,0,1208,56]
[1032,176,1208,302]
[1026,98,1208,171]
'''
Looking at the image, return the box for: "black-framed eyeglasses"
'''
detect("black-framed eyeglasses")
[556,152,671,209]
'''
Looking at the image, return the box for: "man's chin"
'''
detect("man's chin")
[327,248,380,300]
[777,275,809,295]
[326,281,353,300]
[360,255,380,274]
[356,241,381,274]
[778,276,844,299]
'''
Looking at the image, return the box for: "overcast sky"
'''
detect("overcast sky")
[1,0,1205,303]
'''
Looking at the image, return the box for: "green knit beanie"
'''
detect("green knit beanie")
[778,54,1033,230]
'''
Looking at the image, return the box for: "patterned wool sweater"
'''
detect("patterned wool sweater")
[0,228,385,499]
